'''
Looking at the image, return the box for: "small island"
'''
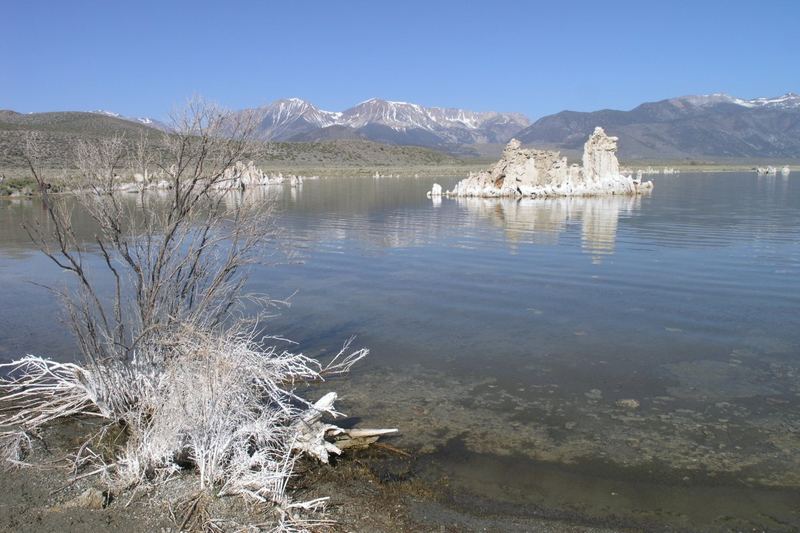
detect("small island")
[430,127,653,198]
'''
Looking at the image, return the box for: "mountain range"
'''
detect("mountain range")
[3,92,799,161]
[232,93,800,159]
[236,97,530,149]
[515,93,800,160]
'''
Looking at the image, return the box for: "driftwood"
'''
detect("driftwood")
[293,392,397,463]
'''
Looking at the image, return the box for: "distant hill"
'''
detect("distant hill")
[260,139,459,167]
[0,110,162,170]
[87,110,170,131]
[0,110,460,172]
[0,110,159,136]
[514,93,800,160]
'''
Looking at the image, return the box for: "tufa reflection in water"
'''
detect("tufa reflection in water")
[453,195,642,262]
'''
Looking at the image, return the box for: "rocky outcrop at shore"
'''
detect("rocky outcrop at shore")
[114,161,316,193]
[214,161,307,190]
[756,166,777,176]
[436,127,653,198]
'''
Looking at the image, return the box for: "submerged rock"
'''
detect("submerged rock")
[615,398,640,409]
[434,127,653,198]
[585,388,603,401]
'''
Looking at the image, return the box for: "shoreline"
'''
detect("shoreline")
[0,417,635,533]
[0,164,794,199]
[6,416,798,532]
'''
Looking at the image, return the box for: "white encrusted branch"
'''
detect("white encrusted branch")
[0,356,107,430]
[293,391,398,463]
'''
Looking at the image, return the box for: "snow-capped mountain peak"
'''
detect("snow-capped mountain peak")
[341,99,439,130]
[241,98,531,145]
[339,98,528,132]
[252,98,342,139]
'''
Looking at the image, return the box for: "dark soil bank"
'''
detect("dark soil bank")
[0,420,626,533]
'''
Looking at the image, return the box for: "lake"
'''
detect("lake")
[1,172,799,531]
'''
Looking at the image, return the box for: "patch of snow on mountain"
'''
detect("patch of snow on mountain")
[674,92,800,110]
[746,92,800,108]
[92,110,122,118]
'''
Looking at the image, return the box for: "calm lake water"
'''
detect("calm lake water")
[1,173,799,531]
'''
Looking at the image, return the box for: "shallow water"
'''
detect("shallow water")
[1,173,799,530]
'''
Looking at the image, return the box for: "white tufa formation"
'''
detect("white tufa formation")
[213,161,305,190]
[114,162,312,193]
[756,166,777,176]
[436,127,653,198]
[781,165,791,176]
[426,183,443,198]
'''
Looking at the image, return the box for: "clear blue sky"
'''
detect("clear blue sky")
[2,0,798,120]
